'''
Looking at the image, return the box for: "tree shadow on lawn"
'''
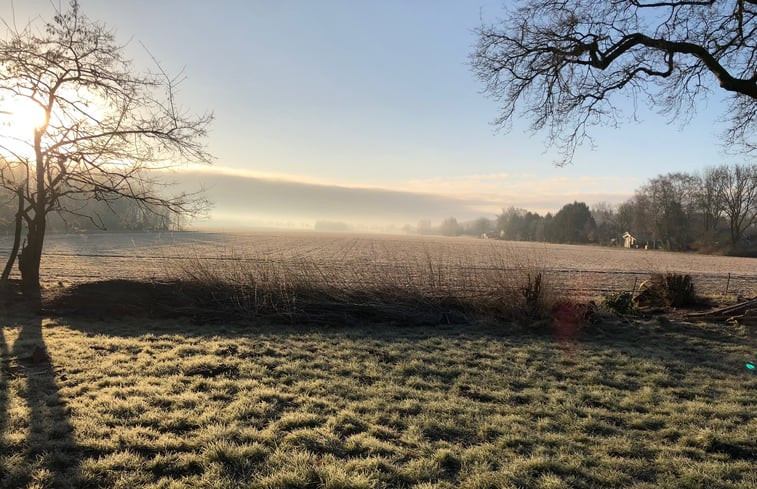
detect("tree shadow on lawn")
[37,300,757,467]
[582,317,752,362]
[41,278,754,382]
[4,280,754,485]
[38,280,757,388]
[0,308,82,488]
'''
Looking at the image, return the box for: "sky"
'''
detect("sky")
[0,0,734,230]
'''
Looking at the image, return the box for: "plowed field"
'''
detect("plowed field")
[1,231,754,299]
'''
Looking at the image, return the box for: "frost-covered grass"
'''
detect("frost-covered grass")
[0,315,755,488]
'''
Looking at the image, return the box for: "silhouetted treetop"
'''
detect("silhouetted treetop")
[0,0,212,290]
[472,0,757,164]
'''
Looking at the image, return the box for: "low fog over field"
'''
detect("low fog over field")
[168,168,630,230]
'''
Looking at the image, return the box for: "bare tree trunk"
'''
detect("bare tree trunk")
[730,221,740,246]
[20,133,47,295]
[19,214,45,295]
[1,186,24,283]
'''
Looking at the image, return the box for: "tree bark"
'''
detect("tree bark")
[1,186,24,283]
[20,128,48,295]
[730,220,740,245]
[19,213,45,295]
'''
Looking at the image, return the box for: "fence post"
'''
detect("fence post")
[725,273,731,296]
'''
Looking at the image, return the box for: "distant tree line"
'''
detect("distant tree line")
[414,201,596,243]
[0,191,180,236]
[314,221,353,232]
[412,163,756,255]
[490,201,597,244]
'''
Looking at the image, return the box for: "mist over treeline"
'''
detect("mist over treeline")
[0,192,180,235]
[2,164,753,257]
[413,164,756,256]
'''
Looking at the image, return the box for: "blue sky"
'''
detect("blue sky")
[1,1,731,229]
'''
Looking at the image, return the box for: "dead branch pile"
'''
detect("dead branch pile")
[686,297,757,325]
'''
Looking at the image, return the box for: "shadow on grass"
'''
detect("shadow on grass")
[0,304,82,488]
[45,278,476,326]
[0,327,8,465]
[40,279,754,382]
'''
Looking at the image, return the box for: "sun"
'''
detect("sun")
[0,95,47,132]
[0,95,48,158]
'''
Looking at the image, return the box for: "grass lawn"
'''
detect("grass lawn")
[0,314,755,488]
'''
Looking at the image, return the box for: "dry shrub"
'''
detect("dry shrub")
[521,272,545,317]
[469,245,558,321]
[635,273,697,309]
[602,291,634,315]
[165,244,560,324]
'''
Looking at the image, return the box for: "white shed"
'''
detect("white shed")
[622,232,637,248]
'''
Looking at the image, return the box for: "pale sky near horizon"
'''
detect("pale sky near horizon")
[0,0,734,229]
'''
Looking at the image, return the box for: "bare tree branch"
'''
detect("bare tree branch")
[472,0,757,165]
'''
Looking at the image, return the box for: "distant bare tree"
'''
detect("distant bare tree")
[640,173,698,249]
[717,163,757,244]
[616,200,634,236]
[696,166,726,238]
[470,217,493,236]
[629,193,656,243]
[496,207,527,240]
[0,1,212,292]
[439,217,462,236]
[591,201,620,245]
[472,0,757,164]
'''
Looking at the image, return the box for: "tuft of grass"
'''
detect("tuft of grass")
[635,273,699,309]
[661,273,698,308]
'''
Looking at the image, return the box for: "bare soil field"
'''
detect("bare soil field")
[1,231,754,299]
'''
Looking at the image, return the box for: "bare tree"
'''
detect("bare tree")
[472,0,757,164]
[616,200,634,236]
[629,192,656,243]
[591,201,620,245]
[717,163,757,244]
[439,217,462,236]
[696,166,726,237]
[0,1,212,292]
[640,172,698,249]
